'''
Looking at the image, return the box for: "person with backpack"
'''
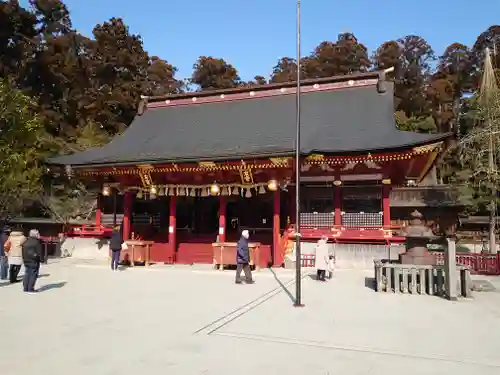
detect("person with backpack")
[22,229,43,293]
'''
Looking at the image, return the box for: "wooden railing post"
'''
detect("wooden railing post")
[445,237,458,301]
[460,267,472,297]
[374,261,382,291]
[374,261,472,299]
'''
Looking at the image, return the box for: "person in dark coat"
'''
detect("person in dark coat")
[109,226,123,271]
[0,227,10,280]
[235,230,254,284]
[22,229,43,293]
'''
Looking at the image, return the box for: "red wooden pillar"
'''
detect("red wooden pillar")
[382,183,391,228]
[95,194,102,227]
[289,189,295,227]
[219,196,227,242]
[169,196,177,256]
[122,192,133,241]
[334,181,342,226]
[273,189,281,267]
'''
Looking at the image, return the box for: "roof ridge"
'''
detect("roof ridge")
[144,71,382,103]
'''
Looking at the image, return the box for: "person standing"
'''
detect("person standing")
[4,229,26,283]
[0,227,10,280]
[315,236,329,281]
[235,230,254,284]
[22,229,43,293]
[109,226,123,271]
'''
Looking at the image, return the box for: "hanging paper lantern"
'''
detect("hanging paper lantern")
[190,188,196,197]
[102,185,111,196]
[168,188,174,196]
[136,190,143,199]
[150,186,157,195]
[158,187,165,196]
[210,183,220,195]
[267,179,279,191]
[245,188,252,198]
[221,186,229,196]
[201,188,208,197]
[258,185,266,194]
[232,186,239,195]
[179,187,186,196]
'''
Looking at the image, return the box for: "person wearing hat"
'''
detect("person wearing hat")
[235,229,254,284]
[0,226,10,280]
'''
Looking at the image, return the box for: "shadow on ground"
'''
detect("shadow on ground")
[38,281,67,292]
[269,268,296,304]
[0,273,50,288]
[364,276,376,291]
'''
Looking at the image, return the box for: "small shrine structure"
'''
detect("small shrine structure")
[47,71,455,266]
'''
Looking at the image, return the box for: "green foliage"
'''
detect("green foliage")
[40,181,97,225]
[452,65,500,213]
[0,79,44,218]
[394,111,437,133]
[191,56,241,90]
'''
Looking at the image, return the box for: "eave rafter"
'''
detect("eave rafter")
[72,142,444,177]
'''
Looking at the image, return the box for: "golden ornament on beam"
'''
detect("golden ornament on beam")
[136,190,143,199]
[102,185,111,196]
[267,179,279,191]
[150,186,157,195]
[210,183,220,195]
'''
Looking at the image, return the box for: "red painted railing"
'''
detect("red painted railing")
[435,252,500,275]
[300,251,500,275]
[66,225,112,238]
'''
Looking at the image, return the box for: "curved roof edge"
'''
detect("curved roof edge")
[46,132,453,169]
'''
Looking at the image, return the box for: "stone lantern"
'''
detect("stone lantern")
[400,210,438,265]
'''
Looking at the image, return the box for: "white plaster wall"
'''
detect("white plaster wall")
[59,237,110,260]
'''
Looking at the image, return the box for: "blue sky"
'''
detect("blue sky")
[23,0,500,81]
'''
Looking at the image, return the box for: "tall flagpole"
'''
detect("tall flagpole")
[294,0,304,307]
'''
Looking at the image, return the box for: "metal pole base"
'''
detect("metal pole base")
[293,303,305,308]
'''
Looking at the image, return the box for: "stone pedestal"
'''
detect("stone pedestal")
[400,210,438,266]
[400,236,437,265]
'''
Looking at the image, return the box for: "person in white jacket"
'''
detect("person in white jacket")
[315,236,329,281]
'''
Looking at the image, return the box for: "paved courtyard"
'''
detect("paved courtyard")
[1,260,500,375]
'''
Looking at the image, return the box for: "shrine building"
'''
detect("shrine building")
[48,71,456,267]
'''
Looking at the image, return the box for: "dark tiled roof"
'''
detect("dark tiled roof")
[48,82,451,167]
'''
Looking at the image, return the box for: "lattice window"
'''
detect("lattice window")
[300,212,334,228]
[341,212,382,228]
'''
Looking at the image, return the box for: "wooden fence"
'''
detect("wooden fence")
[373,261,472,298]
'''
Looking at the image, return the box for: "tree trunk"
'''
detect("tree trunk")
[489,207,496,253]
